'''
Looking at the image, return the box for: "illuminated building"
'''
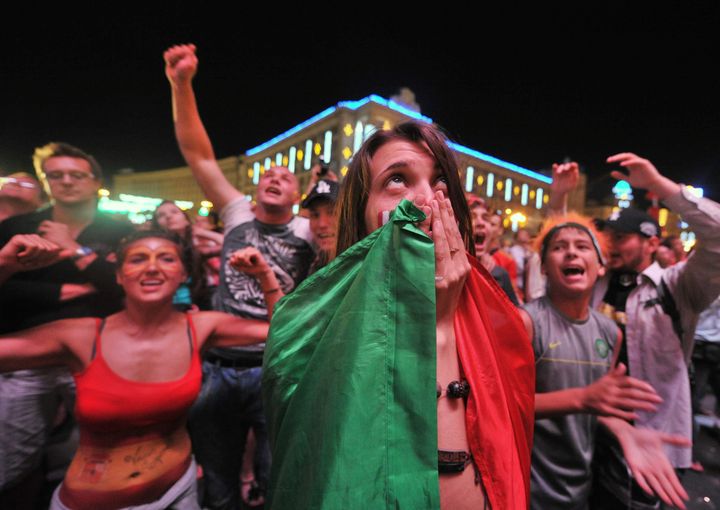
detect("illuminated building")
[114,90,578,229]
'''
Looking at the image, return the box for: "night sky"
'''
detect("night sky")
[3,6,719,205]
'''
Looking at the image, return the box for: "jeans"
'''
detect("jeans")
[188,362,270,510]
[0,368,76,489]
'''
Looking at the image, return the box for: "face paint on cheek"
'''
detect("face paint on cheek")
[377,210,391,229]
[155,250,185,277]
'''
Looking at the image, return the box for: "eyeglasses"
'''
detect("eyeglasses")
[44,171,95,182]
[0,177,38,189]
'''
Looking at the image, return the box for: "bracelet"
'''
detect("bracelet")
[72,246,95,260]
[438,450,473,473]
[436,380,470,399]
[263,287,280,294]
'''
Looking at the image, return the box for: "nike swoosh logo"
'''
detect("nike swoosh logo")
[549,341,561,349]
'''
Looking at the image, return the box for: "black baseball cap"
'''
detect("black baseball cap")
[604,207,660,238]
[302,179,339,209]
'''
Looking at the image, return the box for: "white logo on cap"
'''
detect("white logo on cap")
[317,181,331,194]
[639,221,658,237]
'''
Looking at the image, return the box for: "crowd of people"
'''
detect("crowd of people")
[0,43,719,510]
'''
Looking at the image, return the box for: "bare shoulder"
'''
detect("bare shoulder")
[60,317,104,366]
[186,311,225,344]
[188,311,269,350]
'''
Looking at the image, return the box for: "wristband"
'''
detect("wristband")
[72,246,95,260]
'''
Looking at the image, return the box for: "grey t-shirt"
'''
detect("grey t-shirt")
[524,296,619,510]
[211,197,315,361]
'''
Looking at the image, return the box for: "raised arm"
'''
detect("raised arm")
[164,44,242,211]
[229,247,284,318]
[606,153,679,201]
[192,311,269,350]
[608,153,720,351]
[547,161,579,216]
[0,318,94,373]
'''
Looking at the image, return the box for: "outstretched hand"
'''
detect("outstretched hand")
[582,363,662,420]
[613,423,690,509]
[551,161,580,196]
[229,247,272,278]
[607,153,662,190]
[164,44,198,86]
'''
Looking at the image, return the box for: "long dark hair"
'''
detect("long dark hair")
[335,121,473,256]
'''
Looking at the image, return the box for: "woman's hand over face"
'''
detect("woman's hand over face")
[429,191,470,327]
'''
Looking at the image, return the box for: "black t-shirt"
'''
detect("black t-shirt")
[602,271,638,369]
[0,207,133,333]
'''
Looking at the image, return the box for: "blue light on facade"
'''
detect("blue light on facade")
[244,95,550,188]
[338,94,433,123]
[448,142,552,185]
[246,106,336,156]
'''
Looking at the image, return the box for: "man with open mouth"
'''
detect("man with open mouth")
[549,154,720,509]
[467,194,519,305]
[520,212,688,509]
[165,44,315,509]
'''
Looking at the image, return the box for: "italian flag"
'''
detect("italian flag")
[263,200,534,509]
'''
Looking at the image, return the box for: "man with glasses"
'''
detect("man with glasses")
[0,142,132,508]
[0,172,44,222]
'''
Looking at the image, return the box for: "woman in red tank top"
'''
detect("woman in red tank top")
[0,231,276,510]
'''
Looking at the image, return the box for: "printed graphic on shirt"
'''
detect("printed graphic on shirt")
[216,218,314,320]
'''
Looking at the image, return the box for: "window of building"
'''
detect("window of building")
[304,139,313,170]
[465,166,475,192]
[323,130,332,163]
[288,147,297,173]
[353,121,364,153]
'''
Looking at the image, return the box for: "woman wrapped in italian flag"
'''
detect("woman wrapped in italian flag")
[262,121,535,510]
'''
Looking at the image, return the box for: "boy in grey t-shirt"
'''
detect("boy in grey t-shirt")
[518,214,688,509]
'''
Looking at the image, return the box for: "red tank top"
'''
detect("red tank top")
[61,314,202,508]
[73,313,202,443]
